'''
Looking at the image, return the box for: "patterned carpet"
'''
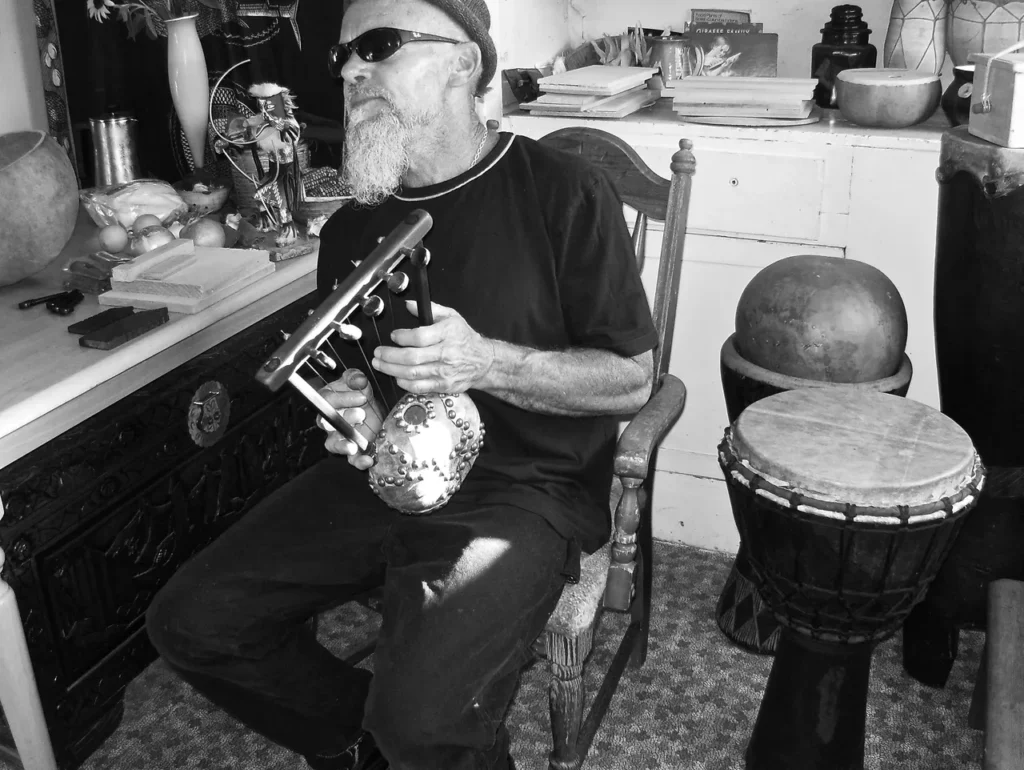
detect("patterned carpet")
[57,540,984,770]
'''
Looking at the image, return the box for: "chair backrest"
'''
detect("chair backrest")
[537,127,695,384]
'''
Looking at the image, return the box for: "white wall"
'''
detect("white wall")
[0,0,48,134]
[495,0,571,72]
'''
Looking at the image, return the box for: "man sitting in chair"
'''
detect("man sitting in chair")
[145,0,657,768]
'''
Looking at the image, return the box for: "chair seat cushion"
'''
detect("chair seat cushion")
[544,542,612,637]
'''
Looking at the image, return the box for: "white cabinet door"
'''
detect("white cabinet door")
[638,231,844,545]
[845,147,941,410]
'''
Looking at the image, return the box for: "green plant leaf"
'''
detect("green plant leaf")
[127,12,146,38]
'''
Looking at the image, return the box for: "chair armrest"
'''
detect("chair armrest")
[613,374,687,482]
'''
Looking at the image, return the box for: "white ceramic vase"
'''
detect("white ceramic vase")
[166,14,209,170]
[883,0,949,73]
[947,0,1024,66]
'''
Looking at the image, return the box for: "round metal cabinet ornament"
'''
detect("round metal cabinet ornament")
[368,392,485,514]
[188,381,231,447]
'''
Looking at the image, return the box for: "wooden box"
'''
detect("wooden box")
[969,51,1024,148]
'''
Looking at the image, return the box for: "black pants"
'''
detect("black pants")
[145,456,569,770]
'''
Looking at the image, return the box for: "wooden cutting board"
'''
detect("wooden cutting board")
[99,246,274,314]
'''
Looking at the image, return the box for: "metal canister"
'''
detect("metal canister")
[89,113,143,187]
[645,34,705,82]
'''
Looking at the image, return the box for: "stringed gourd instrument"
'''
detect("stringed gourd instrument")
[255,209,485,514]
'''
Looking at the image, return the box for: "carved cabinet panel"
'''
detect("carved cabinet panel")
[0,292,328,769]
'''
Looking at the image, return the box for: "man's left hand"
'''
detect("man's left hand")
[372,301,494,394]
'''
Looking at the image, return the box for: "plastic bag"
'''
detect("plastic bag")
[80,180,188,230]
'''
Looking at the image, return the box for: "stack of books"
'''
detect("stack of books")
[520,65,660,119]
[668,77,818,124]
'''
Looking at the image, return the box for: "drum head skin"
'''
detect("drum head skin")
[731,389,977,508]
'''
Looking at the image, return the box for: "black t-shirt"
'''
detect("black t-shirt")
[316,133,658,552]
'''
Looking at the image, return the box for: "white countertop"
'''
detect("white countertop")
[0,209,318,470]
[504,98,949,152]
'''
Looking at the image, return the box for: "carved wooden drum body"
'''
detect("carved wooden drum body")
[719,388,985,770]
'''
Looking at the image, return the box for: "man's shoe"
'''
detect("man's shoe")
[305,732,387,770]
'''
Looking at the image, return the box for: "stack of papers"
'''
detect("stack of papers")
[522,65,660,119]
[668,77,818,124]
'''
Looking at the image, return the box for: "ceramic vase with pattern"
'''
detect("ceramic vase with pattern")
[884,0,949,73]
[947,0,1024,66]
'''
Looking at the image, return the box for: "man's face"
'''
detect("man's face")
[338,0,464,205]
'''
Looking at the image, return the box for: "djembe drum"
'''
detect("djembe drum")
[717,255,913,655]
[720,388,985,770]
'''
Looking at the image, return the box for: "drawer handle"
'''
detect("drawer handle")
[188,381,231,447]
[729,177,740,187]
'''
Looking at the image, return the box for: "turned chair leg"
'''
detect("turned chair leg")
[0,548,58,770]
[546,626,595,770]
[980,580,1024,770]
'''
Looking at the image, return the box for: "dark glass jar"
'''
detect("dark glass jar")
[811,5,878,109]
[940,64,975,126]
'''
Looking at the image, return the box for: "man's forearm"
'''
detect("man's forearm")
[479,341,653,417]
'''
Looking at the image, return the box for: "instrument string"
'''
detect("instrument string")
[365,316,397,411]
[300,360,328,389]
[323,336,348,373]
[383,290,403,407]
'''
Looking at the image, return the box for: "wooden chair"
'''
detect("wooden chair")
[340,127,695,769]
[533,127,694,770]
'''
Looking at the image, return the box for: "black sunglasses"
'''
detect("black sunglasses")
[328,27,463,77]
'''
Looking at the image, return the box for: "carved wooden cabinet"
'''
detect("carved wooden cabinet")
[0,291,327,769]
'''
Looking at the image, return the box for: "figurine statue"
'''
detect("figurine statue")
[210,61,304,246]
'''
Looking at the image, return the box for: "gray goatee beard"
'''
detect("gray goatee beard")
[341,99,412,207]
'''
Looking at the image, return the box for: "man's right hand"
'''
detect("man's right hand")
[317,368,384,470]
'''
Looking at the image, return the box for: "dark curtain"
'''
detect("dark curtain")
[55,0,345,186]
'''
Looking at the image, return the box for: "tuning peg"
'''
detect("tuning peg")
[312,349,337,370]
[387,271,410,294]
[331,322,362,341]
[361,295,384,317]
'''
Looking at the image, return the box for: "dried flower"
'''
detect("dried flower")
[87,0,198,39]
[86,0,115,21]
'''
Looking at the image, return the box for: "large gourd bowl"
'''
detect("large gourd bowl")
[836,68,942,129]
[0,131,79,287]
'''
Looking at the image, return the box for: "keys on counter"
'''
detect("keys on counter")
[17,289,84,314]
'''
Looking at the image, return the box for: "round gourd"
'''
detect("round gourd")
[0,131,79,287]
[734,255,908,383]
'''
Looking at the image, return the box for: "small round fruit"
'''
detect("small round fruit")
[97,223,129,253]
[128,225,175,256]
[132,214,163,232]
[181,218,226,248]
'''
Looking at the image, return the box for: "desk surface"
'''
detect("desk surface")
[0,209,318,470]
[504,99,949,151]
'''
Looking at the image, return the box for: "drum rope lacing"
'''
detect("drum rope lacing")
[717,431,986,524]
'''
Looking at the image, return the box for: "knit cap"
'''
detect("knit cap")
[420,0,496,94]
